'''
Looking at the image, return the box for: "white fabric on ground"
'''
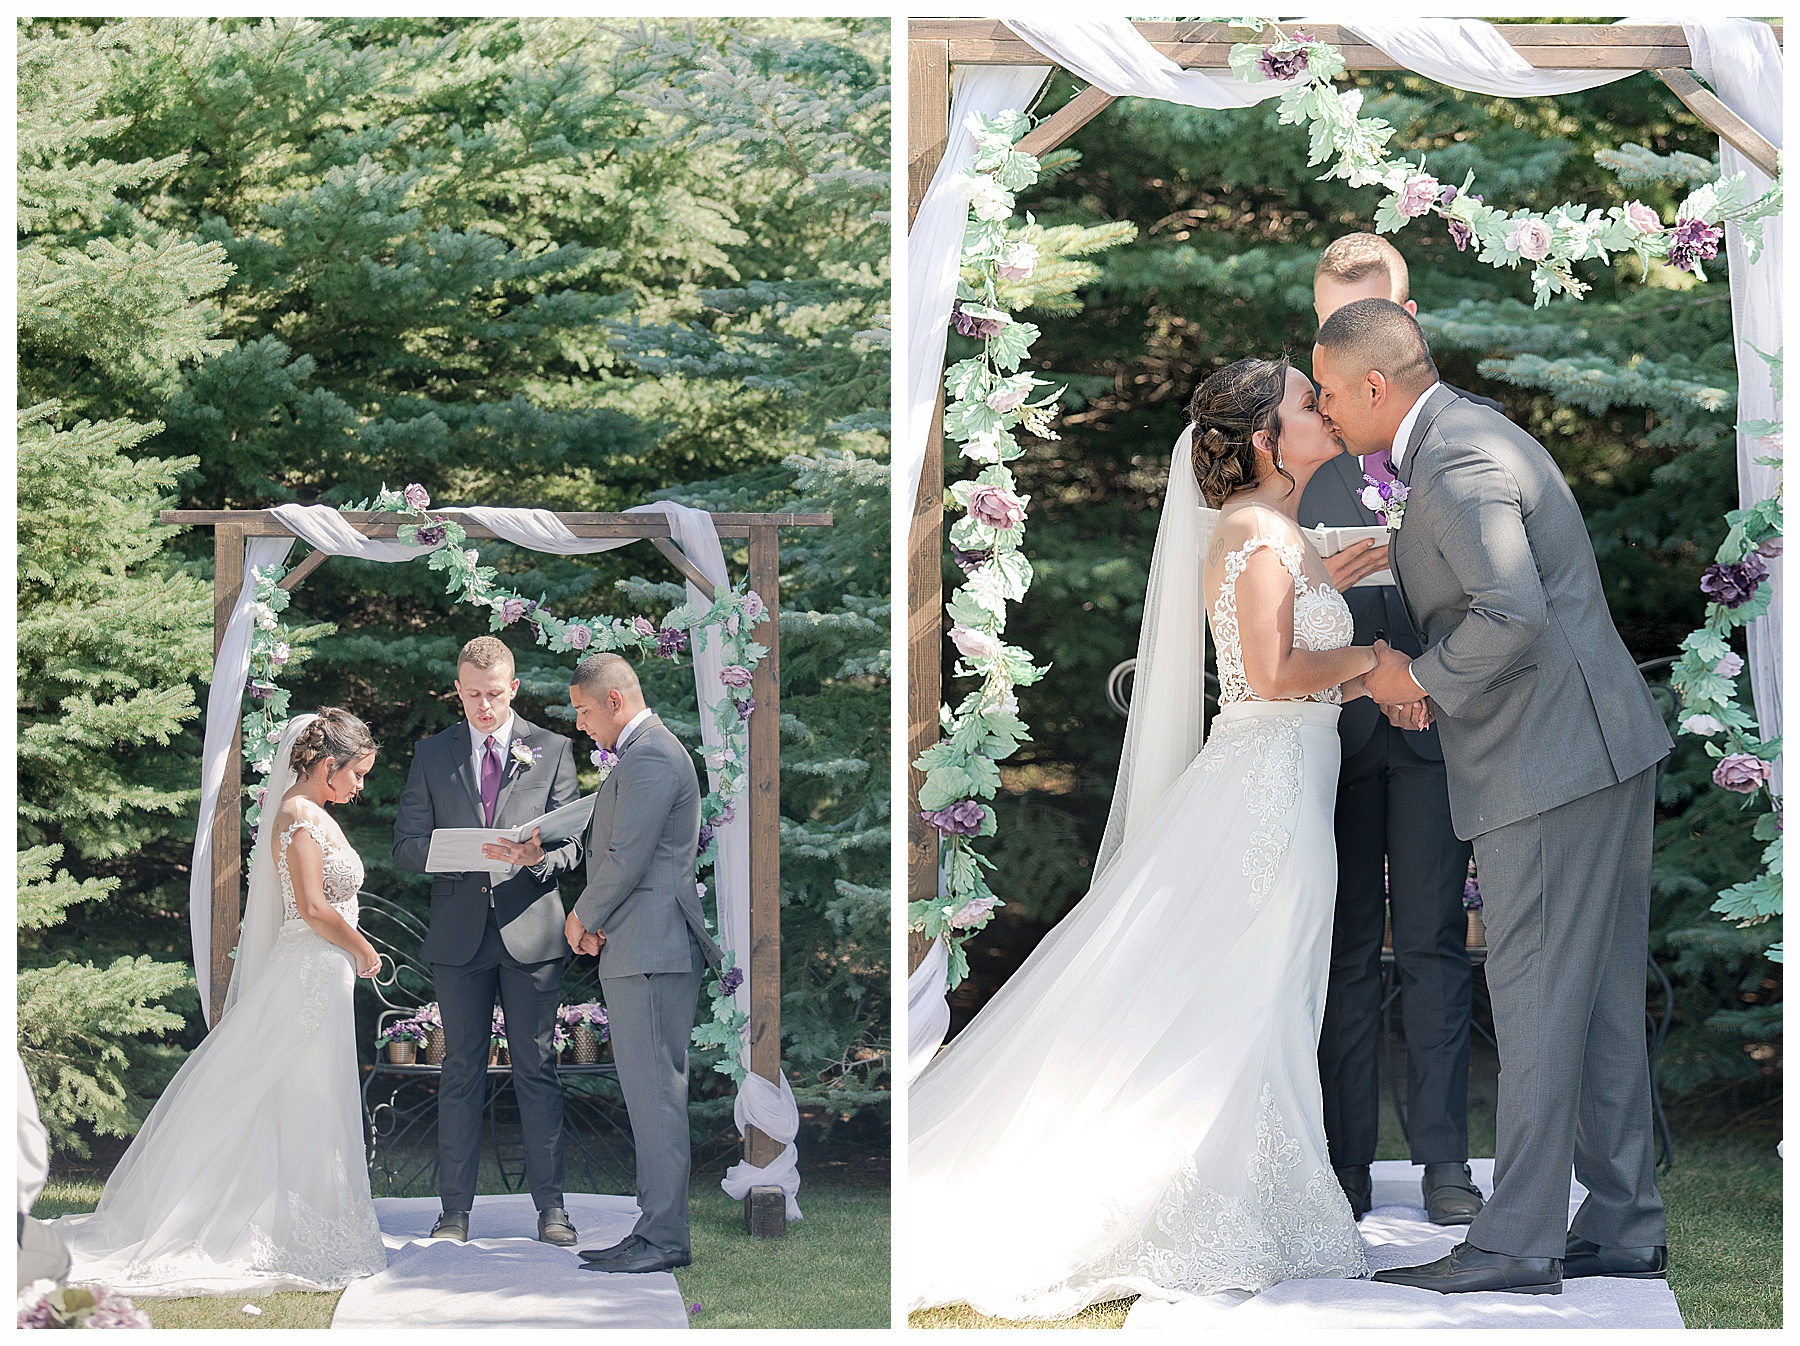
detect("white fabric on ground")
[332,1193,687,1329]
[1123,1159,1683,1329]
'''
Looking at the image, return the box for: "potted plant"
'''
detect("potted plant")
[559,1002,609,1064]
[553,1016,572,1064]
[376,1016,427,1065]
[489,1007,508,1067]
[1463,864,1485,949]
[414,1002,446,1064]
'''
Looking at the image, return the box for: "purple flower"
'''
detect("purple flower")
[736,697,756,722]
[1668,217,1723,273]
[590,746,618,771]
[742,591,766,625]
[1447,217,1473,252]
[656,627,687,660]
[416,523,446,548]
[1713,652,1745,679]
[951,545,992,574]
[1700,554,1769,608]
[1397,173,1440,219]
[501,596,529,624]
[716,802,737,826]
[1713,752,1774,794]
[565,622,593,650]
[1756,536,1782,559]
[967,483,1025,531]
[696,823,715,856]
[720,966,745,997]
[921,798,985,838]
[1463,876,1482,911]
[403,483,430,510]
[720,664,753,689]
[951,299,1005,340]
[949,894,996,929]
[1254,44,1309,82]
[632,615,655,638]
[1438,185,1459,208]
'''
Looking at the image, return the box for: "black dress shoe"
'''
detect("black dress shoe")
[1422,1161,1485,1226]
[1372,1241,1562,1295]
[578,1236,691,1275]
[578,1233,647,1263]
[1334,1164,1372,1220]
[429,1210,470,1242]
[537,1206,578,1246]
[1563,1234,1667,1279]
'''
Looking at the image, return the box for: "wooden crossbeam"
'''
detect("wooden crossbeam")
[162,510,830,538]
[909,21,1779,69]
[1657,67,1781,178]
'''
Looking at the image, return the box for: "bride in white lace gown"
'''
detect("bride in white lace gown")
[910,360,1400,1319]
[54,710,389,1297]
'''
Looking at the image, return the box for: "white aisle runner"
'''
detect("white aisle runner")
[332,1194,689,1329]
[1125,1160,1683,1330]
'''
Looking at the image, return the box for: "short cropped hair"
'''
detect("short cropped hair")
[457,635,515,677]
[1314,297,1438,393]
[571,651,642,701]
[1316,232,1410,303]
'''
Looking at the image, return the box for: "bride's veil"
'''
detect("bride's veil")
[1092,427,1219,886]
[222,712,318,1019]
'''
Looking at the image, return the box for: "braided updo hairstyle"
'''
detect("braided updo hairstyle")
[289,707,378,783]
[1186,357,1294,508]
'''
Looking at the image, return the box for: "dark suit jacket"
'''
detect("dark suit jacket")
[573,715,723,977]
[393,716,582,966]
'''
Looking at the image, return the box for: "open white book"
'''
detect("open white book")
[424,793,597,878]
[1303,522,1394,588]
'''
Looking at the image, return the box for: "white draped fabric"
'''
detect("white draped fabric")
[720,1072,804,1220]
[906,13,1783,1071]
[904,935,950,1084]
[188,500,794,1206]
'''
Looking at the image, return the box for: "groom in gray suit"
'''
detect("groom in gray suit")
[1315,299,1672,1295]
[539,652,723,1274]
[393,636,583,1246]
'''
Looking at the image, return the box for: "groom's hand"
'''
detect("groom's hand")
[1383,700,1434,731]
[482,828,545,868]
[1364,639,1427,706]
[565,910,606,957]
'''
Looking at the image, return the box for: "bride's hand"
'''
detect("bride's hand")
[354,942,382,979]
[1340,674,1370,702]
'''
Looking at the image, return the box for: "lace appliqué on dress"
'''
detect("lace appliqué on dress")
[247,1152,386,1287]
[1197,714,1304,911]
[1097,1083,1369,1296]
[276,818,364,925]
[1210,536,1355,709]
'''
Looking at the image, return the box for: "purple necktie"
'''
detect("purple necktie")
[481,735,502,826]
[1362,449,1398,484]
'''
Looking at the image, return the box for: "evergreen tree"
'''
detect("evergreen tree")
[16,24,224,1148]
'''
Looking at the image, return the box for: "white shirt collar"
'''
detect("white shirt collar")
[470,712,516,773]
[1390,381,1442,471]
[616,707,655,752]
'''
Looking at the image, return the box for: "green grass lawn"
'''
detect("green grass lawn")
[909,1048,1780,1330]
[35,1151,889,1330]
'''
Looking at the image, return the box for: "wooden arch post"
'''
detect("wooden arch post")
[904,19,1782,963]
[168,507,829,1234]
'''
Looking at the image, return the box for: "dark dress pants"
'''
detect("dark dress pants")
[1317,720,1474,1169]
[433,907,568,1212]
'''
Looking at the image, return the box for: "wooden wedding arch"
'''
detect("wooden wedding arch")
[905,20,1783,960]
[167,506,828,1227]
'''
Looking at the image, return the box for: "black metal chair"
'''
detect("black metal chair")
[355,891,636,1198]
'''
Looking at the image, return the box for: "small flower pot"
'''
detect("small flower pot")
[425,1027,447,1065]
[1466,910,1487,949]
[386,1041,418,1066]
[571,1024,601,1064]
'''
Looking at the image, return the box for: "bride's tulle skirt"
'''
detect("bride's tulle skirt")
[908,701,1368,1319]
[53,920,387,1297]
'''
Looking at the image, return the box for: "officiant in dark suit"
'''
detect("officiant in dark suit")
[1304,234,1500,1225]
[393,635,584,1246]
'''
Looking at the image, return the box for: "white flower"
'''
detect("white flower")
[696,882,707,902]
[948,894,996,929]
[1713,652,1744,679]
[1680,713,1726,736]
[1360,485,1387,512]
[464,548,480,567]
[510,740,537,767]
[949,624,1000,661]
[963,173,1013,222]
[250,602,277,631]
[705,750,729,771]
[996,240,1039,282]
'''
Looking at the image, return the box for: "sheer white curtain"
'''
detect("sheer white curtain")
[190,502,795,1204]
[906,15,1785,1073]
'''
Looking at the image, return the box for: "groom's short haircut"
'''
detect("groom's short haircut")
[571,651,642,703]
[1317,232,1409,303]
[457,635,515,678]
[1315,297,1438,393]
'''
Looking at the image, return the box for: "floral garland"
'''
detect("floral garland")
[913,29,1785,989]
[240,485,767,1079]
[910,109,1053,988]
[1231,22,1783,307]
[1670,352,1783,961]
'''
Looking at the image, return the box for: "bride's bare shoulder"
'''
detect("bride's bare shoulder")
[271,797,330,842]
[1205,504,1300,568]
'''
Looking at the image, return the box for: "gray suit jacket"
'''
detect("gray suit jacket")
[574,715,724,976]
[393,717,582,965]
[1388,385,1671,838]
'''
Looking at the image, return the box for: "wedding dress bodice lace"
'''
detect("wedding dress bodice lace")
[276,817,364,925]
[1210,536,1355,707]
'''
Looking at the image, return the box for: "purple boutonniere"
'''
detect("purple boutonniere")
[1360,473,1409,532]
[509,740,541,770]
